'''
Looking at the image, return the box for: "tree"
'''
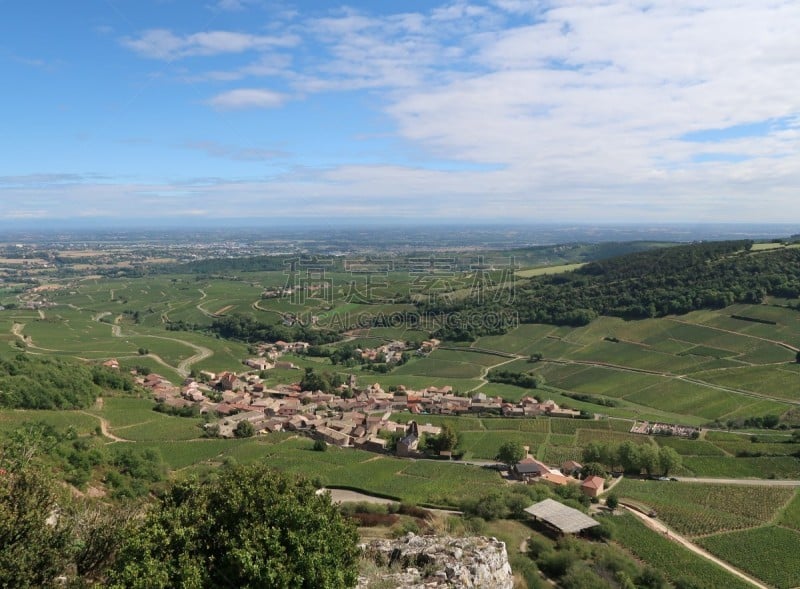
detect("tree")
[658,446,681,477]
[107,465,360,588]
[233,420,255,438]
[582,442,604,465]
[0,425,75,587]
[425,425,458,454]
[581,462,606,478]
[313,439,328,452]
[496,441,525,467]
[616,441,641,474]
[638,444,660,477]
[605,493,619,512]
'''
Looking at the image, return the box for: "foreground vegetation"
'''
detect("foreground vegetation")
[0,429,359,588]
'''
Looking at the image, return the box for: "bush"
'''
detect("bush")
[233,420,255,438]
[537,551,576,578]
[348,512,399,527]
[107,465,360,588]
[585,519,613,541]
[397,503,430,519]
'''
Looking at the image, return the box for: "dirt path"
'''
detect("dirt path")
[93,311,212,377]
[324,489,397,505]
[468,355,524,392]
[175,342,213,377]
[10,322,26,340]
[78,411,131,443]
[621,506,769,589]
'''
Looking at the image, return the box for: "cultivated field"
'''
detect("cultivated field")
[698,526,800,589]
[612,479,796,537]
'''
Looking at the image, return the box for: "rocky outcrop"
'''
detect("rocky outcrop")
[357,533,514,589]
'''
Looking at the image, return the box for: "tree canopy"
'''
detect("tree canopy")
[496,440,526,467]
[108,464,360,589]
[423,241,800,339]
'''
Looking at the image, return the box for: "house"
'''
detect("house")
[561,460,583,477]
[314,425,351,447]
[540,472,570,486]
[245,358,272,371]
[217,372,238,391]
[514,458,550,482]
[353,436,387,453]
[396,421,420,457]
[581,475,605,498]
[102,359,120,370]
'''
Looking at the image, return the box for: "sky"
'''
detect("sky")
[1,0,799,226]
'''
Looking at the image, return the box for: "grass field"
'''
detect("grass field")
[248,437,504,507]
[7,280,799,427]
[681,456,800,479]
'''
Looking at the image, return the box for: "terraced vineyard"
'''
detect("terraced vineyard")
[698,526,800,589]
[614,479,795,536]
[605,513,754,589]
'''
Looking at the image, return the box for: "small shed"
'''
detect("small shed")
[524,498,599,535]
[581,475,605,498]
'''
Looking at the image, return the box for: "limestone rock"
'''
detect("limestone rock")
[357,533,514,589]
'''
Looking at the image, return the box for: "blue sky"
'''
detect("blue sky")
[2,0,800,226]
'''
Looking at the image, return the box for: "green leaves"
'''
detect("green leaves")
[108,465,360,589]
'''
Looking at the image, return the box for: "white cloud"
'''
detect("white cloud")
[215,0,246,10]
[185,140,287,160]
[122,29,298,60]
[206,88,288,109]
[49,2,800,221]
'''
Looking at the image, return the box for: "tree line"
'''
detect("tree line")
[582,441,682,477]
[208,314,340,345]
[422,240,800,338]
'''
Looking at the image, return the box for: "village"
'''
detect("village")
[110,339,697,497]
[111,339,585,456]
